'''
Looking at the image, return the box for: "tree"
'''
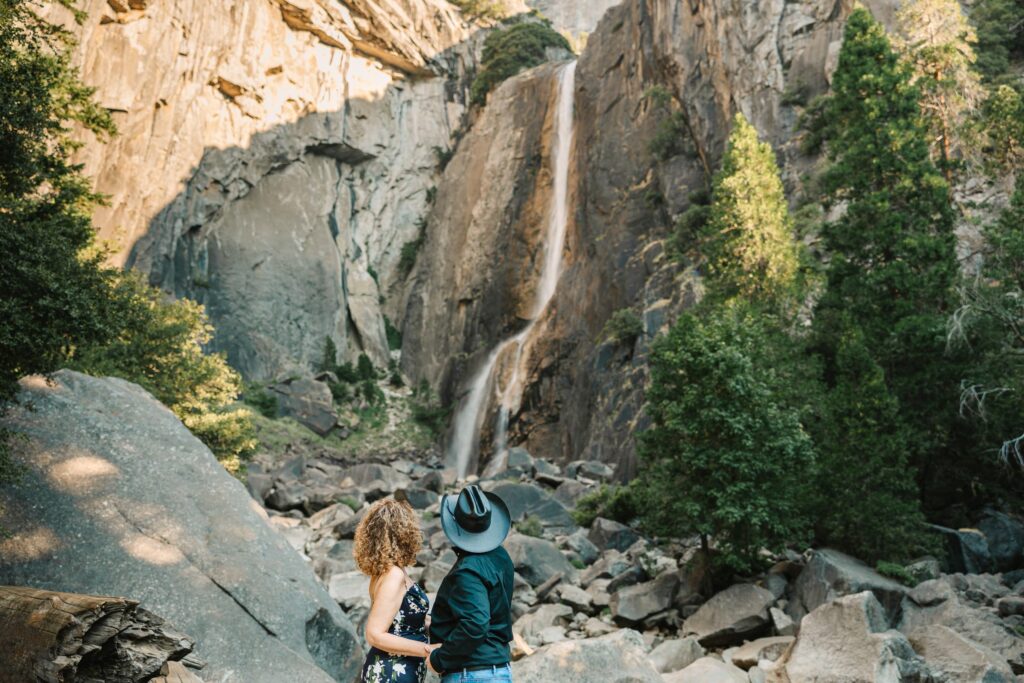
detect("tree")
[71,274,257,470]
[638,303,815,573]
[811,8,960,505]
[896,0,984,180]
[969,0,1024,82]
[0,0,121,484]
[979,84,1024,175]
[810,318,931,562]
[703,113,800,303]
[470,21,572,105]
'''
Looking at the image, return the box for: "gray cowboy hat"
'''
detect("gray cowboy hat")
[440,485,511,554]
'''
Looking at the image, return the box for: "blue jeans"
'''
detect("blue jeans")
[441,664,512,682]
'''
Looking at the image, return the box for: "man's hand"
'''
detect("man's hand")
[426,645,440,675]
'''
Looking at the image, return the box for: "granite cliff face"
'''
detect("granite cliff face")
[406,0,900,476]
[51,0,481,379]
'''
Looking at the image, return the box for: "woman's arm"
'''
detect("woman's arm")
[365,567,437,659]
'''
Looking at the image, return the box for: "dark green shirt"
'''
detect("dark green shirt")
[428,546,514,674]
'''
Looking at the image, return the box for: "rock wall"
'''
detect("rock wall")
[406,0,900,476]
[51,0,483,379]
[0,371,362,682]
[525,0,623,40]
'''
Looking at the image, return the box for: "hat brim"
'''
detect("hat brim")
[440,491,511,554]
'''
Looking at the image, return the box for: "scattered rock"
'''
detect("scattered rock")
[488,481,576,532]
[770,606,797,637]
[342,463,412,494]
[557,584,594,613]
[567,460,614,482]
[784,592,930,683]
[553,480,592,508]
[588,517,641,553]
[662,657,747,683]
[504,533,576,587]
[395,487,440,509]
[513,604,573,645]
[511,629,661,683]
[908,624,1017,683]
[789,548,908,623]
[583,616,617,638]
[271,377,338,436]
[328,571,370,611]
[682,584,774,647]
[648,637,704,673]
[929,525,995,575]
[610,571,679,624]
[565,528,600,564]
[728,636,794,670]
[998,596,1024,617]
[977,511,1024,572]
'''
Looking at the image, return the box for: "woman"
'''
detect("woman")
[354,498,437,683]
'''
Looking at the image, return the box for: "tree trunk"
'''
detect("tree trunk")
[0,586,202,683]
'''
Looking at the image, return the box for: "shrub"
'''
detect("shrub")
[572,485,639,528]
[649,112,697,161]
[384,317,403,351]
[470,22,572,105]
[356,353,377,381]
[388,359,405,388]
[601,309,643,345]
[516,515,543,538]
[876,561,919,587]
[243,386,279,419]
[411,382,449,438]
[434,146,454,171]
[449,0,508,20]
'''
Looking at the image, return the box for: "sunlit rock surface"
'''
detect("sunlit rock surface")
[0,371,361,683]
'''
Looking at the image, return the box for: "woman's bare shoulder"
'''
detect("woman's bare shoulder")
[369,565,406,599]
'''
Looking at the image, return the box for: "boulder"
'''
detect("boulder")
[395,487,439,509]
[610,571,679,624]
[565,528,600,564]
[682,584,774,647]
[583,616,617,637]
[977,511,1024,572]
[271,377,338,436]
[506,447,535,476]
[504,533,576,587]
[556,584,594,613]
[328,571,371,612]
[264,478,310,512]
[770,606,797,636]
[487,481,576,532]
[553,480,592,508]
[789,548,908,623]
[0,371,361,682]
[580,549,633,586]
[784,592,931,683]
[648,637,704,673]
[998,596,1024,616]
[899,577,1024,673]
[512,603,573,645]
[566,460,614,482]
[662,657,747,683]
[511,629,662,683]
[728,636,794,669]
[908,624,1016,683]
[929,525,995,575]
[342,463,412,500]
[588,517,641,552]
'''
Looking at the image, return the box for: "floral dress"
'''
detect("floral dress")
[361,581,430,683]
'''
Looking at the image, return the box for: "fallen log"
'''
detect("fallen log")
[0,586,202,682]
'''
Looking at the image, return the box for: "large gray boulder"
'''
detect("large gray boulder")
[610,571,679,623]
[663,657,748,683]
[682,583,775,647]
[908,624,1017,683]
[977,511,1024,572]
[503,533,576,587]
[588,517,641,552]
[0,372,361,682]
[270,377,338,436]
[511,629,662,683]
[487,481,576,533]
[929,525,995,575]
[784,592,930,683]
[789,549,908,623]
[648,637,705,673]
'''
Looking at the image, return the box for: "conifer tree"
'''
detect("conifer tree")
[813,8,960,504]
[704,113,799,303]
[896,0,984,180]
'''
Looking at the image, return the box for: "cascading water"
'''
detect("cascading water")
[447,61,577,478]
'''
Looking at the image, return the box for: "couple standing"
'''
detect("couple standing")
[353,485,515,683]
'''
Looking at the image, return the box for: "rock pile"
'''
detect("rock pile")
[251,441,1024,683]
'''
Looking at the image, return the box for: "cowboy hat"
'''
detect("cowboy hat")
[440,485,511,554]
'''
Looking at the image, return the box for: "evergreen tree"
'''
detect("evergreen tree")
[704,113,800,303]
[638,303,815,573]
[980,85,1024,175]
[812,8,960,505]
[811,318,930,562]
[896,0,984,180]
[969,0,1024,82]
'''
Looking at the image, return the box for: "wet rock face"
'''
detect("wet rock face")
[47,0,479,380]
[0,371,361,683]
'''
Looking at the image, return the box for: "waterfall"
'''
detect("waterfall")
[448,61,577,478]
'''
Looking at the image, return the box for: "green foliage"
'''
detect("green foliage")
[0,0,120,409]
[357,353,377,381]
[969,0,1024,82]
[896,0,983,178]
[411,381,449,438]
[810,8,960,505]
[339,497,361,512]
[876,560,920,586]
[384,316,403,351]
[569,557,586,570]
[516,515,543,538]
[434,145,454,170]
[809,321,931,562]
[243,385,279,419]
[470,22,572,105]
[649,111,697,161]
[980,84,1024,175]
[571,484,639,528]
[637,303,815,572]
[601,309,643,345]
[704,113,800,303]
[449,0,507,20]
[781,79,810,107]
[388,358,405,388]
[321,336,339,373]
[72,274,257,470]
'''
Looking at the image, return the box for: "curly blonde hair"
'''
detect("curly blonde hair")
[353,498,423,578]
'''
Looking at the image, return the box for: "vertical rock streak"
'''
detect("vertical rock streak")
[447,61,578,478]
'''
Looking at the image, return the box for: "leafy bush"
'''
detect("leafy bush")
[572,485,639,528]
[601,309,643,345]
[357,353,377,381]
[388,359,405,388]
[411,382,449,438]
[875,561,919,587]
[72,274,257,470]
[434,146,454,171]
[470,22,573,105]
[649,112,698,161]
[243,386,279,419]
[516,515,543,538]
[400,235,424,276]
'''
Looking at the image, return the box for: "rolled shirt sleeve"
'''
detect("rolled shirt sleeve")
[429,567,490,673]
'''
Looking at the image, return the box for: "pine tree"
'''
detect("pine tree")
[638,303,815,573]
[896,0,984,180]
[704,113,800,303]
[812,8,960,505]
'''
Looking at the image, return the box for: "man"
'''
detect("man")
[427,485,515,682]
